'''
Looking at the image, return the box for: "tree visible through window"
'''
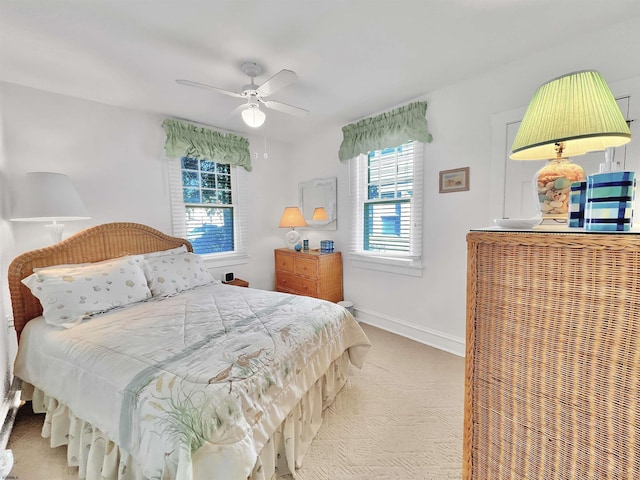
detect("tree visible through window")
[180,157,234,254]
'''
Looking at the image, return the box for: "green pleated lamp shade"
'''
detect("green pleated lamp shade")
[510,70,631,160]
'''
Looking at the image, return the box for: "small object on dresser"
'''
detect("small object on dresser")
[568,181,587,228]
[295,243,302,251]
[320,240,334,253]
[223,272,235,283]
[584,171,636,231]
[303,239,309,251]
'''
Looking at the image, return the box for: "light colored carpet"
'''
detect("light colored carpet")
[7,323,465,479]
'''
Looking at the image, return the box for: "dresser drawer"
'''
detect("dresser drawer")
[275,252,294,273]
[293,257,317,277]
[276,271,317,297]
[274,248,343,302]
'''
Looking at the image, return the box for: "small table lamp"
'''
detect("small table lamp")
[510,70,631,221]
[10,172,90,243]
[312,207,329,221]
[279,206,307,249]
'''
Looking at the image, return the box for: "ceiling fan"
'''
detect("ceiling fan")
[176,62,309,128]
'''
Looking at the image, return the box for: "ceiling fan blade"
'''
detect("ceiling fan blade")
[230,102,249,116]
[256,69,298,97]
[176,79,244,98]
[262,99,309,118]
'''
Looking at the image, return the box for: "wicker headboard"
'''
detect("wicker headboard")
[8,222,192,340]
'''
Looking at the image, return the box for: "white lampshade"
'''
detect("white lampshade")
[11,172,90,243]
[241,104,266,128]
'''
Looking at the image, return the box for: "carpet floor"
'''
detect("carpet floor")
[7,323,465,479]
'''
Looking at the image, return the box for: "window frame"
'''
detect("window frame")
[349,141,424,277]
[168,157,249,269]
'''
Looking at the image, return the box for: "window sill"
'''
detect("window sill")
[349,252,423,277]
[201,252,249,269]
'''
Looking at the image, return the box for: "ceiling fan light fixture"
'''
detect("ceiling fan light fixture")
[241,104,266,128]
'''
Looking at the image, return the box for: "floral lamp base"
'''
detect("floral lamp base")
[535,158,585,221]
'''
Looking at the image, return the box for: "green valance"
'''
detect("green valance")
[338,101,432,162]
[162,118,252,171]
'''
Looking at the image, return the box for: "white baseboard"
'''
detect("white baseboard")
[355,307,465,357]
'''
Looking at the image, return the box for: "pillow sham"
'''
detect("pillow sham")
[22,255,151,328]
[143,251,215,297]
[143,245,188,259]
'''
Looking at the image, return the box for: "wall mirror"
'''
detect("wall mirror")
[299,177,337,230]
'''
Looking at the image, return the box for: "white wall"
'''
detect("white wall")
[2,15,640,365]
[287,16,640,356]
[0,82,292,344]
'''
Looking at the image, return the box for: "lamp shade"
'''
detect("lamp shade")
[510,70,631,160]
[11,172,90,222]
[278,207,307,228]
[312,207,329,221]
[241,104,266,128]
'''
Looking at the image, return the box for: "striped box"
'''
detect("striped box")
[584,171,636,231]
[568,181,587,228]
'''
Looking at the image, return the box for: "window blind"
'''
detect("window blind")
[350,141,423,259]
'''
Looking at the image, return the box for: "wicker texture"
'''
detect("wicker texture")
[8,222,192,339]
[274,249,343,303]
[464,231,640,479]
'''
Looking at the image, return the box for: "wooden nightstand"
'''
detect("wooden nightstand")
[223,278,249,287]
[274,248,343,302]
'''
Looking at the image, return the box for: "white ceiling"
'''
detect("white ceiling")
[2,0,640,143]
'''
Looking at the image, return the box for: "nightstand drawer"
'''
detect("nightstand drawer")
[293,257,317,277]
[276,272,317,296]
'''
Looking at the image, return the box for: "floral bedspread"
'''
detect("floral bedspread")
[14,284,371,479]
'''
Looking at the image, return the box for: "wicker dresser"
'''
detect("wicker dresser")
[274,248,343,303]
[464,230,640,480]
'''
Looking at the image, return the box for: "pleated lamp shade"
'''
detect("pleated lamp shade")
[510,70,631,160]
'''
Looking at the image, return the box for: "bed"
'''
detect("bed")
[8,222,371,480]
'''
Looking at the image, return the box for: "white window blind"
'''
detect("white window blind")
[350,141,423,272]
[168,157,248,260]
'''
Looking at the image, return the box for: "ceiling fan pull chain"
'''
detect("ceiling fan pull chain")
[264,125,269,160]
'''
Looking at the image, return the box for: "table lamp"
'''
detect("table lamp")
[279,206,307,249]
[510,70,631,221]
[312,207,329,221]
[10,172,90,243]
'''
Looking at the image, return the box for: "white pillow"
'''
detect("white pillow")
[143,245,188,259]
[143,252,215,297]
[22,255,151,328]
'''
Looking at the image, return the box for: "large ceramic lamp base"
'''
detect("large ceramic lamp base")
[535,158,585,221]
[284,229,301,249]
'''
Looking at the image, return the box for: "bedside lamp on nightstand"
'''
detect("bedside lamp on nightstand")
[279,206,307,249]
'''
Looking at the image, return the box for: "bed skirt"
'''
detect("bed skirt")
[20,351,351,480]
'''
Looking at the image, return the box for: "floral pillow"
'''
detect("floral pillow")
[143,245,188,259]
[22,255,152,328]
[143,252,215,297]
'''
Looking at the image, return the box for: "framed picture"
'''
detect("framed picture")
[439,167,470,193]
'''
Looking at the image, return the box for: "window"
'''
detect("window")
[180,157,234,254]
[168,157,248,266]
[350,141,423,276]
